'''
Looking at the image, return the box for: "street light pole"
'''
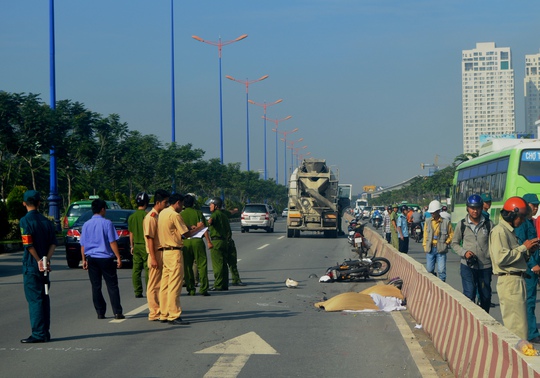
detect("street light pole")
[263,115,292,185]
[226,74,269,171]
[48,0,60,231]
[170,0,176,193]
[274,128,299,186]
[192,34,248,166]
[248,98,282,180]
[288,143,307,174]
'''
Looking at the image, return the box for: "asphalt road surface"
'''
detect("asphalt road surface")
[1,219,451,378]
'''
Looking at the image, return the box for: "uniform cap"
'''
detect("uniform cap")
[523,193,540,205]
[23,190,41,202]
[480,193,492,202]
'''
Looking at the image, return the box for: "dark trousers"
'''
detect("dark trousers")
[526,263,540,340]
[385,232,391,243]
[460,264,492,313]
[23,270,50,340]
[87,257,123,315]
[398,237,409,253]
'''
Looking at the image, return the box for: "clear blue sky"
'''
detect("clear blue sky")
[3,1,540,196]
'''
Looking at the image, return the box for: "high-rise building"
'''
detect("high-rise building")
[525,51,540,138]
[461,42,515,153]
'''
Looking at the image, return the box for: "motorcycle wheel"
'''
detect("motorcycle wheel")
[368,257,391,277]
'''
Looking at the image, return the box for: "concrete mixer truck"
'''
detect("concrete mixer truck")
[286,158,340,238]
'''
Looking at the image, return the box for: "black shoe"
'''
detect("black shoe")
[202,292,210,296]
[530,336,540,344]
[160,319,168,323]
[232,282,246,286]
[21,336,46,343]
[169,318,190,325]
[135,294,143,298]
[97,314,106,319]
[114,314,125,320]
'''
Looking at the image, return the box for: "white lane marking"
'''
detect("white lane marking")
[196,332,279,378]
[277,236,285,240]
[109,303,148,323]
[258,244,269,250]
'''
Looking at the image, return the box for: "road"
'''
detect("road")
[1,219,448,378]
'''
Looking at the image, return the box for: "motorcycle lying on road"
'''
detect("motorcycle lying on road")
[324,256,391,282]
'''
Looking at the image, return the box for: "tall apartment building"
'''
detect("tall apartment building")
[461,42,515,153]
[525,51,540,138]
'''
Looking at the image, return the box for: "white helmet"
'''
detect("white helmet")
[427,200,442,213]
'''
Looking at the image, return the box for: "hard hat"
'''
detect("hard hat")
[135,192,150,206]
[427,200,442,213]
[466,194,483,208]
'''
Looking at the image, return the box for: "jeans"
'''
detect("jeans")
[426,246,447,282]
[460,264,492,313]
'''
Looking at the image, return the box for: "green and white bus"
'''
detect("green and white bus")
[450,139,540,224]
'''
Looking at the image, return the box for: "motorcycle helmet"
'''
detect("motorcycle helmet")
[209,197,223,209]
[135,192,150,206]
[501,196,528,222]
[427,200,442,213]
[387,206,392,211]
[401,205,408,212]
[466,194,483,208]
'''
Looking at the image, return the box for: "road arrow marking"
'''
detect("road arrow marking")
[196,332,279,378]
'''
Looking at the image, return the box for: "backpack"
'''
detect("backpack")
[459,218,491,243]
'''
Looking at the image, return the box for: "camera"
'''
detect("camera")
[466,254,479,268]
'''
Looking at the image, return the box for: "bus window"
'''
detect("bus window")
[497,158,509,172]
[487,161,498,174]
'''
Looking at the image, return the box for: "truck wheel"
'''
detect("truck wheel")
[294,229,300,237]
[241,228,245,233]
[287,228,293,238]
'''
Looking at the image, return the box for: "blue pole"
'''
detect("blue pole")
[48,0,60,231]
[170,0,176,194]
[263,107,267,180]
[275,129,279,185]
[246,89,250,171]
[218,42,224,166]
[284,137,287,186]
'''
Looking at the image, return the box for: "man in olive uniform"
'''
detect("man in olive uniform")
[390,204,399,250]
[128,192,149,298]
[208,197,230,291]
[157,193,204,325]
[143,189,169,322]
[227,237,245,286]
[20,190,57,343]
[490,196,539,340]
[181,194,212,296]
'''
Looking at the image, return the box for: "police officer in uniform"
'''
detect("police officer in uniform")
[490,196,539,340]
[128,192,149,298]
[157,193,204,325]
[20,190,57,343]
[143,189,169,321]
[208,197,230,291]
[181,194,212,296]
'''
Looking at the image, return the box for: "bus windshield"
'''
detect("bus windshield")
[519,149,540,183]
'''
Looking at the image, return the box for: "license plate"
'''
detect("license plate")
[355,237,363,245]
[244,215,250,220]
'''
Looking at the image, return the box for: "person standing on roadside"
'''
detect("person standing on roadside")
[128,192,149,298]
[396,205,410,253]
[481,193,492,221]
[390,204,400,250]
[208,197,231,291]
[143,189,169,322]
[157,193,204,325]
[80,199,124,320]
[19,190,57,343]
[423,200,454,282]
[451,194,493,313]
[490,196,539,340]
[383,206,392,243]
[181,194,212,296]
[515,193,540,343]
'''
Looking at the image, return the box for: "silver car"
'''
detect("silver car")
[241,203,275,233]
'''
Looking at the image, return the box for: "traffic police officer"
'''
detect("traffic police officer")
[181,194,212,296]
[208,197,231,291]
[20,190,57,343]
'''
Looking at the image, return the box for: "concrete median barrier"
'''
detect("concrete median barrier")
[363,227,540,377]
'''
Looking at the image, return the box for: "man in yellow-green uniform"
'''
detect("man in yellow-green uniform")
[181,194,212,296]
[128,192,149,298]
[208,197,230,291]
